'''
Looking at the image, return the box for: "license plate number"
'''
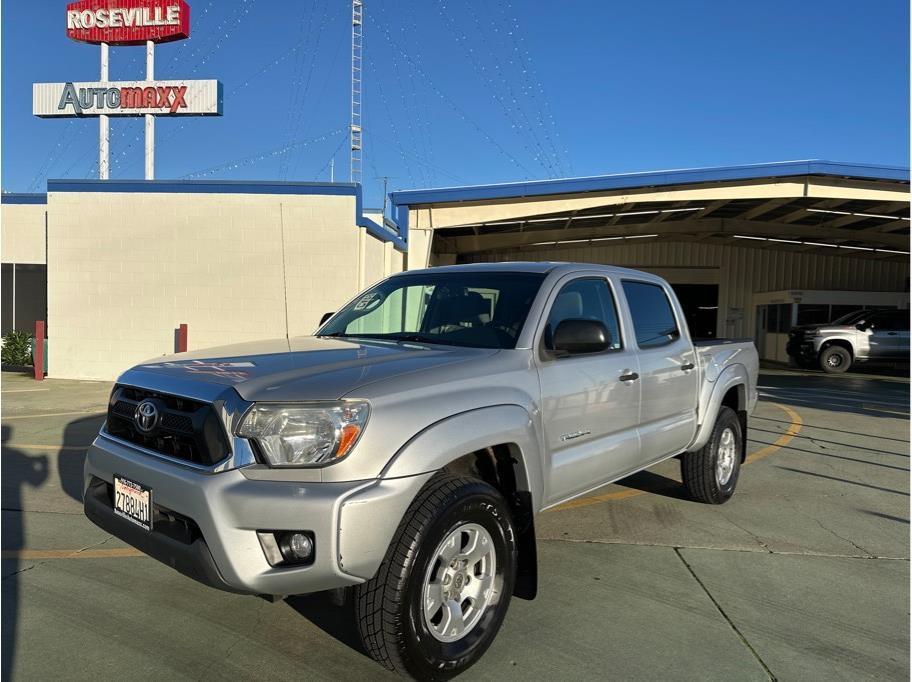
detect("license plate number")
[113,476,153,531]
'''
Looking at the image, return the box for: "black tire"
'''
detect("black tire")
[819,345,852,374]
[355,473,517,680]
[681,406,742,504]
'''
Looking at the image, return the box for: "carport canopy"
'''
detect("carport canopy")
[391,161,910,266]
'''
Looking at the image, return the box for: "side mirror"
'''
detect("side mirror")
[552,319,609,355]
[319,312,335,326]
[855,322,869,331]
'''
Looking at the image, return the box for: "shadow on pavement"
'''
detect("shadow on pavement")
[58,414,106,506]
[762,360,910,380]
[777,466,910,497]
[1,425,49,681]
[285,591,369,657]
[759,372,910,420]
[1,413,103,678]
[616,468,689,500]
[860,510,910,525]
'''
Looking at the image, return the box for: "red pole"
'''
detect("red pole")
[177,323,188,353]
[34,320,45,381]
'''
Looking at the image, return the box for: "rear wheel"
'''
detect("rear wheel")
[681,406,742,504]
[819,345,852,374]
[355,473,516,680]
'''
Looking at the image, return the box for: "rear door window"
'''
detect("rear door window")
[621,280,680,348]
[875,312,909,331]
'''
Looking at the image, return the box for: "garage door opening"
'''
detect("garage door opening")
[671,284,718,340]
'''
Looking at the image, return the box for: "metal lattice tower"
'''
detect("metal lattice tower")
[350,0,363,183]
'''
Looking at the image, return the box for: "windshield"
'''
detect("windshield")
[317,271,546,349]
[830,309,869,325]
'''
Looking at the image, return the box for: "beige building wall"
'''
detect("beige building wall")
[1,203,47,264]
[465,240,910,339]
[47,190,402,380]
[359,227,388,290]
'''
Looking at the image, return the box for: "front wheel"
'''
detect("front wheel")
[819,345,852,373]
[681,406,743,504]
[355,473,516,680]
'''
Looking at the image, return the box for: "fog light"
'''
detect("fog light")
[278,532,314,563]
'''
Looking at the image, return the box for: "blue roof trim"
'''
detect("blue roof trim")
[47,179,359,196]
[2,193,47,205]
[389,160,910,207]
[358,216,407,251]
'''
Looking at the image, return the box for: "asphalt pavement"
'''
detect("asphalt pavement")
[1,366,908,680]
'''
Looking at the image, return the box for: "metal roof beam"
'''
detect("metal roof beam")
[438,217,909,253]
[775,198,853,223]
[687,199,730,219]
[738,198,793,220]
[820,201,911,228]
[649,200,692,222]
[470,233,907,262]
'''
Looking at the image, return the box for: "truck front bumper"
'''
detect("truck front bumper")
[84,434,432,597]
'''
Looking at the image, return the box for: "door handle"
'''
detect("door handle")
[681,363,695,371]
[619,372,639,382]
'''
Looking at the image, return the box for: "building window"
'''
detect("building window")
[1,264,48,335]
[796,304,831,326]
[763,303,793,333]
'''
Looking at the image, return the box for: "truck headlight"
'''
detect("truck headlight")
[238,401,369,467]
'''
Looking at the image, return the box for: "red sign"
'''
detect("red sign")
[66,0,190,46]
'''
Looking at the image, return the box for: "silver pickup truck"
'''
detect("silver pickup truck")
[787,308,910,373]
[84,262,758,679]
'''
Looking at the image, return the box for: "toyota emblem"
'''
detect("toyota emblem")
[134,400,160,433]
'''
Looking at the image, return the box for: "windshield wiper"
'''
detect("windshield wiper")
[385,333,444,345]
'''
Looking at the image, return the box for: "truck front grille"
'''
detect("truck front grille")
[105,385,231,467]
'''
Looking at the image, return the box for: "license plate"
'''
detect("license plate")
[113,476,153,531]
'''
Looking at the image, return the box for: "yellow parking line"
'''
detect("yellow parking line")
[2,548,145,560]
[1,389,50,394]
[744,403,802,464]
[2,410,104,420]
[551,402,802,512]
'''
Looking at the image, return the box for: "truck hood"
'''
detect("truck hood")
[791,324,855,335]
[119,336,497,403]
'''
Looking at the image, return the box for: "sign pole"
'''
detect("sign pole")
[99,42,109,179]
[145,40,155,180]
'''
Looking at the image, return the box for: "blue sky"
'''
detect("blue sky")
[2,0,909,209]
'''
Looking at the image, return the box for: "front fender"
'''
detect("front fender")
[688,364,749,452]
[381,404,544,509]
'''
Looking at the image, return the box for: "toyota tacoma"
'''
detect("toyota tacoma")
[84,262,758,679]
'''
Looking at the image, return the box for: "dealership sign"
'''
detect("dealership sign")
[33,80,222,117]
[66,0,190,45]
[35,0,213,180]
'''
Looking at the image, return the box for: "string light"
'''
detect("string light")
[180,127,347,179]
[373,4,536,179]
[437,0,557,178]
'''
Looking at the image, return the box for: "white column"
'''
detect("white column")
[145,40,155,180]
[99,42,110,180]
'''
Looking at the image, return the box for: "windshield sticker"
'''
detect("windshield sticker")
[353,292,382,311]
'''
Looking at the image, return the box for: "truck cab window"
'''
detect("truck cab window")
[545,278,622,350]
[622,280,680,348]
